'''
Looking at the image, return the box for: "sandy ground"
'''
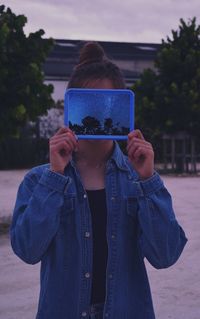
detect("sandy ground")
[0,170,28,221]
[0,169,200,319]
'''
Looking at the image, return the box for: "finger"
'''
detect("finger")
[128,144,153,154]
[50,132,77,146]
[50,136,77,149]
[60,140,74,154]
[50,136,78,152]
[128,147,145,162]
[54,127,68,135]
[132,148,145,161]
[128,145,153,159]
[127,138,152,152]
[51,140,73,155]
[128,129,145,140]
[133,147,153,160]
[127,142,139,155]
[50,132,77,143]
[127,138,151,148]
[54,126,73,136]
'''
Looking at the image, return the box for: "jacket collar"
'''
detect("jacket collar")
[109,141,129,171]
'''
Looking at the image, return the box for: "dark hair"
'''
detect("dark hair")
[67,42,126,89]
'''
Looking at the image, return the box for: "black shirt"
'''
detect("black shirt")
[86,189,108,305]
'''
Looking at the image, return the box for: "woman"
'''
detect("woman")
[10,42,187,319]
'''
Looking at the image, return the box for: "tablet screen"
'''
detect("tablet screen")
[64,89,134,139]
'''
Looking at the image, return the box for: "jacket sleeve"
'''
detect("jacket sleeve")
[135,172,188,269]
[10,168,72,265]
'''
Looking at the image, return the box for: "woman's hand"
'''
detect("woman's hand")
[49,127,78,175]
[127,129,154,180]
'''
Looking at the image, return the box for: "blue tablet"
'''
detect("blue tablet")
[64,88,134,140]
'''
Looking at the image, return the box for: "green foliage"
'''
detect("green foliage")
[132,69,159,139]
[0,5,54,140]
[132,17,200,139]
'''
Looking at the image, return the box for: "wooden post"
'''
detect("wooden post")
[172,137,175,171]
[183,136,186,173]
[163,138,167,171]
[191,138,196,173]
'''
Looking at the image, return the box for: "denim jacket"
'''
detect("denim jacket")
[10,142,187,319]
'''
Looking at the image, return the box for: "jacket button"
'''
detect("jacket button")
[85,231,90,238]
[83,194,87,199]
[109,274,113,279]
[81,311,87,317]
[111,234,115,239]
[85,272,90,278]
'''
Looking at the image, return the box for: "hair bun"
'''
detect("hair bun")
[78,42,106,66]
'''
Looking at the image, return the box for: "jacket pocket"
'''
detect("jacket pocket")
[58,197,76,235]
[61,197,75,218]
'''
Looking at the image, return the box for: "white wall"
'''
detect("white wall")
[44,80,69,102]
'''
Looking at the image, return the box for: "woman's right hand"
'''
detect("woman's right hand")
[49,127,78,175]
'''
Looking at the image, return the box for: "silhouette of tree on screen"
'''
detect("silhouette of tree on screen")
[69,122,84,134]
[111,122,121,135]
[104,118,113,134]
[121,127,130,134]
[70,117,129,136]
[82,116,101,134]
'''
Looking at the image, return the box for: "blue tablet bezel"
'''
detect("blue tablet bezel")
[64,88,134,140]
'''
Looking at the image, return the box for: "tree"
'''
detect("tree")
[0,5,54,140]
[132,17,200,139]
[132,69,159,139]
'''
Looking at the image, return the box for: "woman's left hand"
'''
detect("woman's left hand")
[127,129,154,180]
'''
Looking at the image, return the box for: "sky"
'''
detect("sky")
[4,0,200,43]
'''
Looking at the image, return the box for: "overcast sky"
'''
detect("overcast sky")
[4,0,200,43]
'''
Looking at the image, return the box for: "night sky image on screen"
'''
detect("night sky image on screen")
[67,91,131,136]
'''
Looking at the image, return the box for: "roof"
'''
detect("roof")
[43,39,160,83]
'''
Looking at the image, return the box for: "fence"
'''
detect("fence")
[160,133,200,173]
[0,138,49,169]
[0,134,199,173]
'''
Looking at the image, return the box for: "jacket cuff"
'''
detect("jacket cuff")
[139,172,164,196]
[39,168,72,194]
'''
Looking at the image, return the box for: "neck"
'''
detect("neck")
[75,140,114,167]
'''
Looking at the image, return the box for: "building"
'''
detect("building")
[43,39,160,101]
